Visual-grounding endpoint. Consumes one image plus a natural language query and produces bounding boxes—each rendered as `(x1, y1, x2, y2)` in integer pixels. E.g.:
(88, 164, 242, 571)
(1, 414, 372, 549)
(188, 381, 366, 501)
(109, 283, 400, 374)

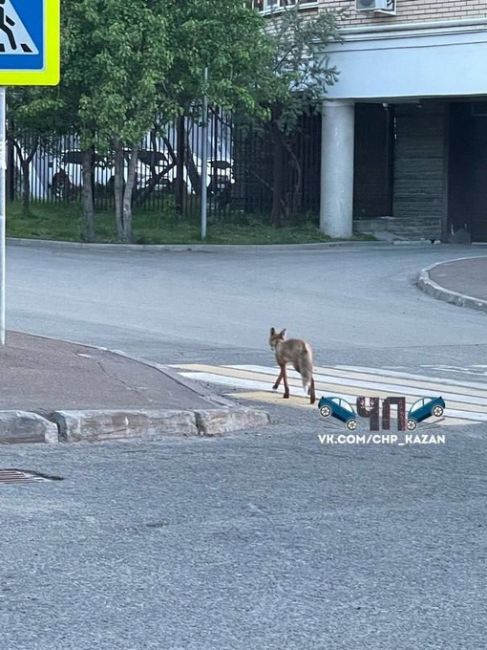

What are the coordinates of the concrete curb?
(6, 236, 441, 253)
(50, 407, 271, 443)
(392, 240, 443, 246)
(194, 408, 271, 436)
(0, 407, 271, 444)
(51, 409, 199, 442)
(0, 411, 58, 444)
(417, 259, 487, 313)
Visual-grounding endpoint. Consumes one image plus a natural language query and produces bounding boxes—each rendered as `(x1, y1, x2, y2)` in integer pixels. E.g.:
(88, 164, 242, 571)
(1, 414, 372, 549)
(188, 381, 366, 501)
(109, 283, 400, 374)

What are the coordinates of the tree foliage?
(265, 6, 341, 131)
(8, 0, 342, 239)
(7, 88, 64, 215)
(60, 0, 172, 241)
(249, 6, 342, 224)
(163, 0, 273, 114)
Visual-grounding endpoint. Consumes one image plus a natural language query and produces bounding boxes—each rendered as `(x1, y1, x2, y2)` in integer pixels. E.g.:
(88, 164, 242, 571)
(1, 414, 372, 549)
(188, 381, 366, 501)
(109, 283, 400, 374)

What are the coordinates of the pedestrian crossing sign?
(0, 0, 59, 85)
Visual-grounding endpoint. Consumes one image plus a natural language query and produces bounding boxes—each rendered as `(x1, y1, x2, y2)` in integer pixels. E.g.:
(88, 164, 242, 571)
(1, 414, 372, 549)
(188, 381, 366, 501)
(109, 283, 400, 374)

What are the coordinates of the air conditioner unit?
(356, 0, 396, 15)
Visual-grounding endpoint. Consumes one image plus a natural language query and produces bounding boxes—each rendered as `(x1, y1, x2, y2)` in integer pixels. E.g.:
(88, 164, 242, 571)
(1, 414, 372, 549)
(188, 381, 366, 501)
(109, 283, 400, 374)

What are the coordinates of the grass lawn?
(6, 201, 375, 245)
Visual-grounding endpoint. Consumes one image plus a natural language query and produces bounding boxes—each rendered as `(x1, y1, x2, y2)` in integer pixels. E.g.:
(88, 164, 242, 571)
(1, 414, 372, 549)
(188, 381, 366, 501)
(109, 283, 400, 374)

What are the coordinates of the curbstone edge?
(417, 263, 487, 313)
(7, 236, 395, 253)
(194, 408, 271, 436)
(50, 409, 198, 442)
(0, 411, 58, 444)
(48, 407, 271, 442)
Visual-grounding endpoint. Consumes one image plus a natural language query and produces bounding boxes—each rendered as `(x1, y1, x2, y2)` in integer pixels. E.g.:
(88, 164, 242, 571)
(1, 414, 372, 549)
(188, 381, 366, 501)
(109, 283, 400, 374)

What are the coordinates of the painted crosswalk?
(170, 363, 487, 427)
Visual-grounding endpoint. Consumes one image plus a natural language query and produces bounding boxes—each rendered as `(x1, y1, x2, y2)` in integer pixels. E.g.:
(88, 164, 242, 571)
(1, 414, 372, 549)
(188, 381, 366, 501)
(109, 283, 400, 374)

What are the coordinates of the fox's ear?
(280, 328, 286, 338)
(270, 327, 275, 335)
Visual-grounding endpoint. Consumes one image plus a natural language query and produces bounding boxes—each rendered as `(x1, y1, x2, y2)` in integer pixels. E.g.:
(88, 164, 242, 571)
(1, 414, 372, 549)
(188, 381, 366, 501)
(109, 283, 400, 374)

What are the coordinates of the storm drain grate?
(0, 469, 63, 485)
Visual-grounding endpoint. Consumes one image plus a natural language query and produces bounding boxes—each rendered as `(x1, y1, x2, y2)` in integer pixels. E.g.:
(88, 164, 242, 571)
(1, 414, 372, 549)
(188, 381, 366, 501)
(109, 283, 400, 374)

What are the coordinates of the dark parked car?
(318, 396, 357, 431)
(407, 397, 445, 430)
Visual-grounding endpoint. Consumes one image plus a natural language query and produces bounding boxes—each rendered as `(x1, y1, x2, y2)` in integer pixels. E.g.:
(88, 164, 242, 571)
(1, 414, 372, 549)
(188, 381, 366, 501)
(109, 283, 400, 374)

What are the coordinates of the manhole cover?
(0, 469, 63, 485)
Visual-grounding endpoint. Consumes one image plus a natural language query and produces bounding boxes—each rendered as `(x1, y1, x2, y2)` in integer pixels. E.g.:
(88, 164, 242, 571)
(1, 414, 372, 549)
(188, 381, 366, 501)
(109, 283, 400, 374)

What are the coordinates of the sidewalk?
(417, 256, 487, 312)
(0, 332, 269, 443)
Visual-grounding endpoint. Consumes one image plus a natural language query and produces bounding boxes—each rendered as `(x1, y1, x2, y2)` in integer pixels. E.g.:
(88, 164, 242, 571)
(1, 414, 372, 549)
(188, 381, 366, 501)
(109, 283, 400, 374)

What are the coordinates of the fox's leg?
(309, 377, 316, 405)
(282, 365, 290, 399)
(273, 367, 283, 391)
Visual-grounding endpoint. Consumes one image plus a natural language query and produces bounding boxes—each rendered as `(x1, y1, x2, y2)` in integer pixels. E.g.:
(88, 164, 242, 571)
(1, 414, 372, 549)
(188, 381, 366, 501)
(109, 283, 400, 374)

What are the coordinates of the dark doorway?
(449, 102, 487, 242)
(354, 103, 393, 219)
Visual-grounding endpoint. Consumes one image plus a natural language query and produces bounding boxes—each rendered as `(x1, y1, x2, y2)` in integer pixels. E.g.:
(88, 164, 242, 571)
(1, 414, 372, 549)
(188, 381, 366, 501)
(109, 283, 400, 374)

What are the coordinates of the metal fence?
(7, 109, 321, 223)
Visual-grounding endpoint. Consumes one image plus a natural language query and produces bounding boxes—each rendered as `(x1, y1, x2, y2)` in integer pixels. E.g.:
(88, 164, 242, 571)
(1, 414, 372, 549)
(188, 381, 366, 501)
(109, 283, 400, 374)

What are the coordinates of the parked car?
(50, 149, 233, 197)
(318, 396, 357, 431)
(407, 397, 445, 430)
(50, 150, 117, 198)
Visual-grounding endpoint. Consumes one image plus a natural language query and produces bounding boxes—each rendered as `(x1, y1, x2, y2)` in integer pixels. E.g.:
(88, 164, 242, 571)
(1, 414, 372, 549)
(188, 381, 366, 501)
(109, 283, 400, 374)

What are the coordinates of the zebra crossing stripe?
(180, 368, 487, 416)
(227, 365, 487, 399)
(222, 365, 487, 406)
(176, 363, 487, 408)
(229, 391, 471, 427)
(172, 363, 487, 425)
(180, 371, 271, 392)
(324, 365, 487, 391)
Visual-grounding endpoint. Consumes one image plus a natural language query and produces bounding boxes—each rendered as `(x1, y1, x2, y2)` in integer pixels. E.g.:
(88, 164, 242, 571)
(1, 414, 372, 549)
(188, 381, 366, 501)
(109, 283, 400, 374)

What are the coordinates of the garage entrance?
(448, 102, 487, 242)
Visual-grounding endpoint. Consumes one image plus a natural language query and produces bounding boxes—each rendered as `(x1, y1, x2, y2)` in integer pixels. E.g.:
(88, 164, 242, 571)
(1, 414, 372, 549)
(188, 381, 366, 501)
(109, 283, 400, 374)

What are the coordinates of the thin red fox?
(269, 327, 316, 404)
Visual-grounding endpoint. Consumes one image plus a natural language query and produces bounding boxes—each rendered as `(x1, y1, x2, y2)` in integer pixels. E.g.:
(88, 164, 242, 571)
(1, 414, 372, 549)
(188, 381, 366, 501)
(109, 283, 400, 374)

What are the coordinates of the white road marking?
(172, 363, 487, 426)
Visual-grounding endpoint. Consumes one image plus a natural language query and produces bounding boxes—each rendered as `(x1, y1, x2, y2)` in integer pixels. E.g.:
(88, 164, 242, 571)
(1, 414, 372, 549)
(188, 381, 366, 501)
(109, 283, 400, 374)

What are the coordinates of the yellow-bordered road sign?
(0, 0, 59, 85)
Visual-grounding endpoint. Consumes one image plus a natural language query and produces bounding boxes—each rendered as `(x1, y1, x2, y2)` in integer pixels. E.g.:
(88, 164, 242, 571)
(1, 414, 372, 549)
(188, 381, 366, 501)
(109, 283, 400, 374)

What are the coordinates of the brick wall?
(319, 0, 487, 26)
(393, 103, 447, 230)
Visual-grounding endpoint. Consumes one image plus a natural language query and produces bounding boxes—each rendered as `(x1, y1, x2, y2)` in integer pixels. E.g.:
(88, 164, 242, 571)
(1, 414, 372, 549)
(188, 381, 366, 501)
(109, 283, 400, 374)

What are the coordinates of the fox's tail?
(299, 345, 315, 402)
(301, 346, 316, 404)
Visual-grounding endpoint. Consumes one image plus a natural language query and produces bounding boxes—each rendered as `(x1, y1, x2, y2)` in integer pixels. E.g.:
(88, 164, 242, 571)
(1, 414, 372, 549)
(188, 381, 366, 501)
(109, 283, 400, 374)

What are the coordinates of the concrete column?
(320, 101, 355, 238)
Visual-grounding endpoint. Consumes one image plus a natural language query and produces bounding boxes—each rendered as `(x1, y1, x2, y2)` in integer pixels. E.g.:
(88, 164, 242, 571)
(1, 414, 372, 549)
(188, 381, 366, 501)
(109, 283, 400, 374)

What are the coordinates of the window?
(251, 0, 319, 13)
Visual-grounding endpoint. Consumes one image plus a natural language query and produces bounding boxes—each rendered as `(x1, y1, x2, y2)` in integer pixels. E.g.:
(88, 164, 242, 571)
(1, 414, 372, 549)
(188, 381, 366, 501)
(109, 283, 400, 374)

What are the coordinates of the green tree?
(164, 0, 273, 113)
(163, 1, 341, 225)
(160, 0, 274, 213)
(61, 0, 275, 240)
(15, 0, 340, 241)
(7, 88, 64, 216)
(230, 6, 343, 226)
(61, 0, 172, 242)
(250, 6, 341, 225)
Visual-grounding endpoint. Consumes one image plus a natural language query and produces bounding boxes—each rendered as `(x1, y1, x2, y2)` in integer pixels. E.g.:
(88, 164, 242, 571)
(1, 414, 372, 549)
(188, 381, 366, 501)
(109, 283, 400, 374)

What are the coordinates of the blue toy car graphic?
(407, 396, 445, 430)
(318, 396, 357, 431)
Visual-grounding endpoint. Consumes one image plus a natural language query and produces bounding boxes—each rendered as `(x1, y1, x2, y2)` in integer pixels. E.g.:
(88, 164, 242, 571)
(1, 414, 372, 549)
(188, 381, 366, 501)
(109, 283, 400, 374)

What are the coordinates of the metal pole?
(0, 87, 6, 346)
(200, 68, 209, 241)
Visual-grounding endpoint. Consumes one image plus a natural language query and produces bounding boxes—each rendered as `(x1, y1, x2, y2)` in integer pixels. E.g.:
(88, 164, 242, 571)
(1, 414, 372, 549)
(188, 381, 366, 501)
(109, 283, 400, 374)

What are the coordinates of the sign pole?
(0, 87, 6, 346)
(0, 0, 60, 347)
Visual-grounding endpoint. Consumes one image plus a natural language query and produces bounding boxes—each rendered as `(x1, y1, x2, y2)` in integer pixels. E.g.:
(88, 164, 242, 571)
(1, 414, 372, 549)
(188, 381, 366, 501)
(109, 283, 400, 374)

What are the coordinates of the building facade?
(256, 0, 487, 241)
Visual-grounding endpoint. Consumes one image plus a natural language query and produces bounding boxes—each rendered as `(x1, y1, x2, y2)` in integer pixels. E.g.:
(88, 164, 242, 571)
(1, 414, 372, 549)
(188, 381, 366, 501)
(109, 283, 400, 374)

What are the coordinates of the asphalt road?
(3, 241, 487, 649)
(7, 242, 487, 373)
(1, 407, 486, 650)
